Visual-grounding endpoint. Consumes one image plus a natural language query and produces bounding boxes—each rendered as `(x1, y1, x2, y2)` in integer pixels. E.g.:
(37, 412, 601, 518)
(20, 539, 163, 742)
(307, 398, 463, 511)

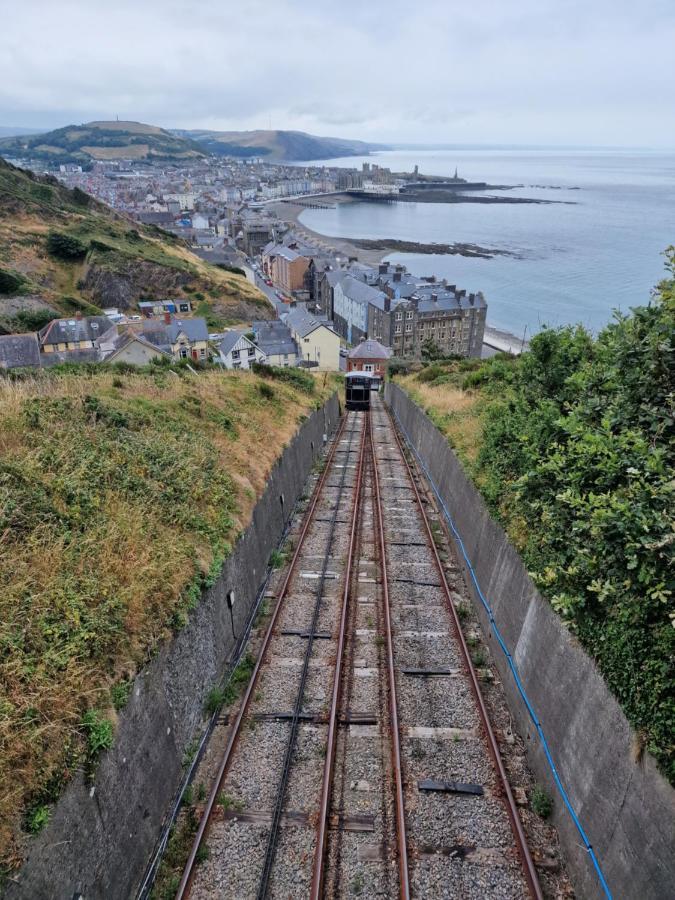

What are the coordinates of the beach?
(268, 198, 528, 353)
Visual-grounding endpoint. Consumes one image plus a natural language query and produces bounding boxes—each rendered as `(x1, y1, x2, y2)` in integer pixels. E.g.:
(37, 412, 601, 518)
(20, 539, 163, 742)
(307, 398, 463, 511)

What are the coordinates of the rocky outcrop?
(80, 259, 194, 310)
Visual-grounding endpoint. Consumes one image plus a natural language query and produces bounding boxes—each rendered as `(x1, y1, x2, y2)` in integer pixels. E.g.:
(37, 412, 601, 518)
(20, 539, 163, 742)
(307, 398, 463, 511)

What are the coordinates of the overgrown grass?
(0, 366, 334, 870)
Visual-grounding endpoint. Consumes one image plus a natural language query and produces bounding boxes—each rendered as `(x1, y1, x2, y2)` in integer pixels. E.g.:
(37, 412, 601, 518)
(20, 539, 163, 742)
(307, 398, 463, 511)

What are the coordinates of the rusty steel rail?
(176, 413, 351, 900)
(309, 413, 368, 900)
(368, 411, 412, 900)
(384, 403, 544, 900)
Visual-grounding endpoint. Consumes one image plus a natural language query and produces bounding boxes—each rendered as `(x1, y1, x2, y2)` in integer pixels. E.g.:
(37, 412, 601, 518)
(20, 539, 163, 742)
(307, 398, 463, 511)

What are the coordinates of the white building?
(218, 331, 266, 369)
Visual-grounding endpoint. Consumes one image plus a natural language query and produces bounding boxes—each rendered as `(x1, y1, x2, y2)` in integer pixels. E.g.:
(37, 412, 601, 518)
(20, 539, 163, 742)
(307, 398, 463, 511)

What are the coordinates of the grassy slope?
(0, 158, 270, 328)
(0, 365, 336, 871)
(0, 121, 204, 162)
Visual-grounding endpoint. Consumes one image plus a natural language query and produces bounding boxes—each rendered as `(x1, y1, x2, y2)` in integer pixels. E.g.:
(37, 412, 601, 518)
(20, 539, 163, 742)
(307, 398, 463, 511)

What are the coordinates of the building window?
(232, 349, 240, 359)
(406, 311, 413, 319)
(395, 312, 402, 321)
(180, 347, 188, 359)
(395, 325, 401, 334)
(248, 347, 255, 356)
(233, 361, 241, 369)
(405, 323, 412, 332)
(200, 348, 206, 358)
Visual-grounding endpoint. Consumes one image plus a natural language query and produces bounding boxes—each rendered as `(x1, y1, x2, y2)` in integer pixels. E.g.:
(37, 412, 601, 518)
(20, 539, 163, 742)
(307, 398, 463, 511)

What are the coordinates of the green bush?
(258, 382, 275, 400)
(0, 268, 27, 295)
(215, 263, 246, 277)
(531, 785, 553, 818)
(250, 362, 315, 394)
(8, 309, 58, 332)
(469, 251, 675, 782)
(46, 231, 88, 260)
(25, 804, 51, 834)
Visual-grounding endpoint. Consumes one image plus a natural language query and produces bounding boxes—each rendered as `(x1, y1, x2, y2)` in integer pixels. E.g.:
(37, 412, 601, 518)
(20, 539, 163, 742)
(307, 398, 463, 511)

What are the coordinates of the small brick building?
(346, 339, 392, 378)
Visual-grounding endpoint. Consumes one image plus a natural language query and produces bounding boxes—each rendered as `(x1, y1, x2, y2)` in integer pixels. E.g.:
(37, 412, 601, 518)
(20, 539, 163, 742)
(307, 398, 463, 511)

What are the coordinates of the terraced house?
(391, 288, 487, 358)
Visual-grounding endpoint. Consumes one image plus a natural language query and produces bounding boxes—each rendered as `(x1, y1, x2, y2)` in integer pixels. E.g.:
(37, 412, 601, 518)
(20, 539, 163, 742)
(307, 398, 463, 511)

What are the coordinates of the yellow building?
(285, 309, 340, 372)
(38, 314, 117, 353)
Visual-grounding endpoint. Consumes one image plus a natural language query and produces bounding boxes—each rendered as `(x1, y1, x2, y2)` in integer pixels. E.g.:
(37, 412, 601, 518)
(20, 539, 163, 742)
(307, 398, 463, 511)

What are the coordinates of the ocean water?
(297, 150, 675, 336)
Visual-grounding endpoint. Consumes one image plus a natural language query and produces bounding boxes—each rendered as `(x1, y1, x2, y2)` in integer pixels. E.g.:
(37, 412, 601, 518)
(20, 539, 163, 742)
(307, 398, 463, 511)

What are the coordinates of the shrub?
(531, 785, 553, 818)
(69, 187, 91, 208)
(111, 679, 132, 711)
(0, 268, 27, 295)
(250, 362, 315, 394)
(258, 382, 275, 400)
(204, 685, 227, 716)
(269, 549, 284, 569)
(8, 309, 58, 332)
(215, 263, 246, 277)
(46, 231, 88, 260)
(25, 804, 51, 835)
(451, 250, 675, 782)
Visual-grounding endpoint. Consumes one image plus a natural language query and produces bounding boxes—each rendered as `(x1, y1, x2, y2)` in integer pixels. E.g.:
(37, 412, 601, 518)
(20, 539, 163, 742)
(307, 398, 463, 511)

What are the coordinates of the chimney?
(378, 263, 388, 275)
(75, 310, 83, 320)
(448, 284, 456, 293)
(469, 293, 475, 305)
(393, 272, 401, 282)
(457, 289, 466, 298)
(431, 292, 438, 303)
(164, 311, 172, 325)
(384, 297, 391, 312)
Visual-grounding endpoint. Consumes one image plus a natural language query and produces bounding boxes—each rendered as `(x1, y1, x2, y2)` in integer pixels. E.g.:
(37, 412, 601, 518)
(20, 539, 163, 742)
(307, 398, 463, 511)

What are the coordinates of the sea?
(294, 149, 675, 337)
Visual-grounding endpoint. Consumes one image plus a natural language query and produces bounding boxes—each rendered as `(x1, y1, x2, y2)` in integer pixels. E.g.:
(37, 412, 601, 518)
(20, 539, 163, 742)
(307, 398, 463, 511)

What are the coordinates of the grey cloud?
(0, 0, 673, 145)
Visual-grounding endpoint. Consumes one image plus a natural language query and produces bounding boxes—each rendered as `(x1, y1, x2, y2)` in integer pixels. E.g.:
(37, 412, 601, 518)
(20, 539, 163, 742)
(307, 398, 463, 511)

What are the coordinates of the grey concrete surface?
(4, 394, 340, 900)
(385, 382, 674, 900)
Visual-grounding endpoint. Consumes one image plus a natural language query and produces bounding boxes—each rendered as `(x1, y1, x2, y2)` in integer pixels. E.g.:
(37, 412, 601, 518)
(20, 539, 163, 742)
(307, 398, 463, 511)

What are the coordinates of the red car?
(265, 279, 273, 287)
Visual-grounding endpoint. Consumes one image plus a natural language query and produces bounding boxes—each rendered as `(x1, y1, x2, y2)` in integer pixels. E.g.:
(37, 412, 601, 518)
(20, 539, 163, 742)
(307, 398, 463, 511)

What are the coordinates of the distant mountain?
(0, 121, 205, 163)
(173, 128, 386, 161)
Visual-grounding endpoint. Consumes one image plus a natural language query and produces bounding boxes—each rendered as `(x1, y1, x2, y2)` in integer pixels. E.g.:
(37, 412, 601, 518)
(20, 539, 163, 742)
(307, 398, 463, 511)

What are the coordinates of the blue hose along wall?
(385, 383, 675, 900)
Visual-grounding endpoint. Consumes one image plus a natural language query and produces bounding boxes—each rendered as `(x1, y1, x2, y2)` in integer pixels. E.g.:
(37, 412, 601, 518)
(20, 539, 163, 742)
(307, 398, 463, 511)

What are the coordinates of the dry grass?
(399, 373, 485, 467)
(0, 367, 333, 872)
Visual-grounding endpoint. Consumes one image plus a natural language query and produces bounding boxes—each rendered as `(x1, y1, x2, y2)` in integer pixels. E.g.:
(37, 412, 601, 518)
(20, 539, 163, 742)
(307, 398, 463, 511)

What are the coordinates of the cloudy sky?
(1, 0, 674, 146)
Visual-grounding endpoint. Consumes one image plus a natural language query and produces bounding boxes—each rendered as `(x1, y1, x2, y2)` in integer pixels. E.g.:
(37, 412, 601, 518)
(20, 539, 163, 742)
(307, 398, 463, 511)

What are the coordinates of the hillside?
(0, 158, 270, 330)
(0, 363, 335, 874)
(397, 250, 674, 785)
(0, 120, 205, 163)
(175, 128, 382, 161)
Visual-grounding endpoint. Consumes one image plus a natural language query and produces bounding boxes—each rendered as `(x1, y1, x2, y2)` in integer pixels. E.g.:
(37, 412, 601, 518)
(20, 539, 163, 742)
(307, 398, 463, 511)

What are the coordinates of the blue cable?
(391, 403, 613, 900)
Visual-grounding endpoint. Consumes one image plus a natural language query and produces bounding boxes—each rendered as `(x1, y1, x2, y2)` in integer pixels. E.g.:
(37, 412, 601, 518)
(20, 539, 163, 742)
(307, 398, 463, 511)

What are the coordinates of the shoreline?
(268, 199, 530, 353)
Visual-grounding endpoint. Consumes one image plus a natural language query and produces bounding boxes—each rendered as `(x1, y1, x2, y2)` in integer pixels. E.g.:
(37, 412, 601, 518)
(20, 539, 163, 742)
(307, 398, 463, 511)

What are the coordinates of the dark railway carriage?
(344, 371, 376, 411)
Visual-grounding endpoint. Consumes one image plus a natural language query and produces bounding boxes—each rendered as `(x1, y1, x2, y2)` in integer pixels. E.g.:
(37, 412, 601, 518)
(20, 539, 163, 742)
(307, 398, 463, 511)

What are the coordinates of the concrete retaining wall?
(385, 383, 674, 900)
(5, 394, 340, 900)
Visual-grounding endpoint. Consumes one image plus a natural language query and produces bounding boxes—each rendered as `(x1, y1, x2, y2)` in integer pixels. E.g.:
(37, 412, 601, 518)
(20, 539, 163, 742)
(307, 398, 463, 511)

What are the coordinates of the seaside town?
(0, 152, 492, 373)
(2, 0, 674, 895)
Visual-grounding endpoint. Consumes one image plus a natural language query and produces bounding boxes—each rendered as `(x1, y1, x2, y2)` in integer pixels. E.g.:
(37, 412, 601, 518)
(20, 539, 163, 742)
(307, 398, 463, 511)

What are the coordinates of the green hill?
(0, 120, 205, 164)
(0, 158, 269, 330)
(175, 128, 384, 161)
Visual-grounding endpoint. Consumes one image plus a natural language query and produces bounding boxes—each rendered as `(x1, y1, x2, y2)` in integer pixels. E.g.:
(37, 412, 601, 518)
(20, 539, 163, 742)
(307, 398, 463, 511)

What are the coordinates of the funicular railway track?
(179, 398, 543, 899)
